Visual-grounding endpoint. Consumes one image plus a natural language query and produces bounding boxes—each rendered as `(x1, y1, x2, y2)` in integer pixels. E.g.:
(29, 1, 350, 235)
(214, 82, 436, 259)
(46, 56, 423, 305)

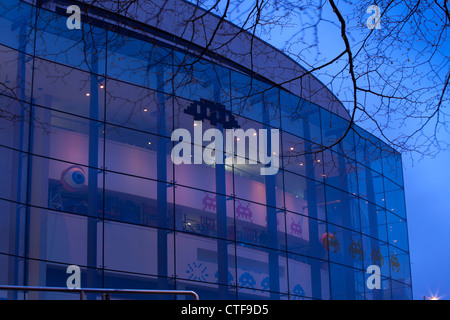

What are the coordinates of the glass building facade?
(0, 0, 411, 299)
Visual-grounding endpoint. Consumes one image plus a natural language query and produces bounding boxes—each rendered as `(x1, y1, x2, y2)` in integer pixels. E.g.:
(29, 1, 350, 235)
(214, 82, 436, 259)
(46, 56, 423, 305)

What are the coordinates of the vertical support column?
(87, 50, 99, 298)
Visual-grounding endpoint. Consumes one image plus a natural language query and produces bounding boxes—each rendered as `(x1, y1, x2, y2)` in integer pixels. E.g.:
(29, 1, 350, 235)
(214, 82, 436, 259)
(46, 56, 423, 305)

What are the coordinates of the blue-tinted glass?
(104, 273, 176, 300)
(382, 147, 403, 186)
(281, 131, 324, 180)
(283, 171, 326, 221)
(105, 125, 173, 182)
(384, 178, 406, 218)
(0, 252, 25, 299)
(321, 108, 356, 159)
(0, 0, 34, 53)
(325, 186, 360, 231)
(174, 51, 231, 107)
(387, 211, 408, 251)
(389, 247, 411, 285)
(32, 106, 104, 168)
(329, 263, 365, 300)
(230, 71, 279, 126)
(0, 199, 26, 257)
(177, 279, 236, 300)
(326, 225, 363, 269)
(175, 232, 236, 287)
(0, 146, 27, 204)
(235, 244, 288, 296)
(361, 235, 390, 278)
(106, 80, 173, 136)
(30, 156, 103, 216)
(287, 253, 330, 300)
(33, 58, 105, 120)
(280, 90, 322, 144)
(364, 275, 392, 300)
(360, 200, 388, 242)
(103, 222, 164, 275)
(104, 172, 173, 229)
(287, 215, 327, 260)
(27, 260, 101, 299)
(354, 126, 383, 173)
(357, 163, 385, 208)
(323, 150, 358, 195)
(175, 186, 234, 240)
(28, 207, 102, 267)
(234, 199, 285, 250)
(108, 32, 171, 92)
(0, 94, 29, 152)
(0, 45, 33, 102)
(391, 281, 412, 300)
(35, 9, 106, 73)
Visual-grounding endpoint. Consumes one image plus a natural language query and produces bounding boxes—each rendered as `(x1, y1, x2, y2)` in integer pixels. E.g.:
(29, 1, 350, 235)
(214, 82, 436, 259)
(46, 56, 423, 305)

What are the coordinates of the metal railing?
(0, 285, 199, 300)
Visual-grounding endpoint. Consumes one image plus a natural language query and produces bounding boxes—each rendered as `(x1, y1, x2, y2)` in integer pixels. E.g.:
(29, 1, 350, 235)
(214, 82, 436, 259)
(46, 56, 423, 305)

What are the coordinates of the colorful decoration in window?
(390, 253, 400, 272)
(349, 238, 363, 260)
(184, 98, 240, 129)
(320, 232, 340, 253)
(61, 165, 86, 192)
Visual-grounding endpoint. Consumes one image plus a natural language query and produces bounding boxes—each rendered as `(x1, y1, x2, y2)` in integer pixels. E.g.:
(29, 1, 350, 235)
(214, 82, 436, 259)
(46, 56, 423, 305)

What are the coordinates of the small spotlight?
(86, 93, 90, 97)
(143, 108, 148, 112)
(100, 85, 105, 89)
(290, 147, 294, 151)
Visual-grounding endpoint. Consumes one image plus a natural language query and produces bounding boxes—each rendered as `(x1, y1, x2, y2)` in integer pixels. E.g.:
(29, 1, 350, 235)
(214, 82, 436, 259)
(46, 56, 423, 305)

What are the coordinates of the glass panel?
(287, 253, 330, 300)
(0, 45, 33, 101)
(32, 58, 105, 120)
(0, 253, 25, 300)
(326, 224, 363, 269)
(360, 200, 388, 242)
(354, 126, 383, 174)
(104, 172, 174, 229)
(325, 186, 360, 231)
(321, 108, 355, 159)
(30, 157, 104, 216)
(175, 232, 236, 287)
(329, 263, 365, 300)
(281, 131, 324, 180)
(107, 32, 171, 92)
(236, 244, 288, 297)
(35, 8, 106, 73)
(28, 208, 102, 267)
(389, 247, 411, 285)
(361, 235, 390, 279)
(382, 146, 403, 186)
(0, 0, 34, 53)
(175, 186, 234, 240)
(0, 145, 27, 204)
(32, 106, 104, 168)
(280, 90, 322, 144)
(323, 150, 358, 195)
(287, 215, 326, 260)
(105, 125, 173, 182)
(234, 199, 285, 250)
(104, 222, 162, 275)
(387, 211, 408, 251)
(364, 275, 391, 300)
(357, 163, 385, 208)
(173, 51, 231, 107)
(106, 80, 173, 136)
(230, 71, 279, 126)
(0, 94, 29, 152)
(283, 171, 326, 221)
(391, 281, 412, 300)
(384, 178, 406, 219)
(0, 199, 26, 257)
